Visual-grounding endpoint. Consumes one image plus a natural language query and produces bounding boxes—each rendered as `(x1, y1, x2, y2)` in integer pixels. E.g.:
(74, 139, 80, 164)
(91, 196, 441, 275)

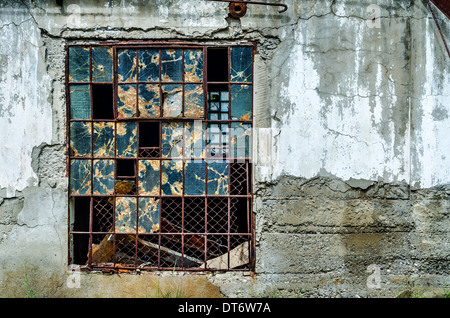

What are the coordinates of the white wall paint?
(0, 10, 52, 196)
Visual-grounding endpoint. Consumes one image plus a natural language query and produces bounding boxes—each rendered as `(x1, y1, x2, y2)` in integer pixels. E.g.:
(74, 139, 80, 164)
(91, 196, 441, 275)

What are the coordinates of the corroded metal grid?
(66, 42, 254, 271)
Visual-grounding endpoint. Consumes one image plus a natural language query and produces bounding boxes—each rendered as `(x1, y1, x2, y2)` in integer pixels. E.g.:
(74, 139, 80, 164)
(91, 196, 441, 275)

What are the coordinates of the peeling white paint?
(0, 12, 52, 196)
(270, 18, 410, 184)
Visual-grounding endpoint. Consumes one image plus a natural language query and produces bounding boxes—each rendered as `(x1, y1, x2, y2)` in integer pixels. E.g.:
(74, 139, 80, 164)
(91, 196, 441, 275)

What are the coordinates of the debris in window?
(68, 43, 254, 271)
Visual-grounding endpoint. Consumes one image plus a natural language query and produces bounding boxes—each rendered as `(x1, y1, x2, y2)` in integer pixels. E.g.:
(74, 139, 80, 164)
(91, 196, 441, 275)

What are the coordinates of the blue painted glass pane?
(161, 49, 182, 82)
(93, 159, 115, 195)
(115, 197, 137, 233)
(207, 161, 228, 195)
(184, 49, 203, 82)
(69, 46, 90, 82)
(138, 160, 160, 195)
(138, 198, 160, 233)
(92, 46, 113, 82)
(138, 84, 160, 118)
(138, 49, 159, 82)
(116, 122, 137, 158)
(231, 122, 252, 158)
(184, 84, 204, 118)
(230, 84, 252, 120)
(93, 122, 115, 157)
(118, 49, 137, 82)
(70, 159, 91, 195)
(70, 122, 91, 157)
(162, 84, 182, 117)
(161, 122, 183, 158)
(184, 121, 205, 158)
(230, 46, 252, 82)
(117, 84, 137, 118)
(185, 161, 205, 195)
(161, 160, 183, 195)
(69, 85, 91, 119)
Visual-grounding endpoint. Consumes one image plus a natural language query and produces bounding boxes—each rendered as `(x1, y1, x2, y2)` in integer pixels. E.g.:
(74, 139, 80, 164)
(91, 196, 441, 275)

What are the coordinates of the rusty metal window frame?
(65, 41, 255, 272)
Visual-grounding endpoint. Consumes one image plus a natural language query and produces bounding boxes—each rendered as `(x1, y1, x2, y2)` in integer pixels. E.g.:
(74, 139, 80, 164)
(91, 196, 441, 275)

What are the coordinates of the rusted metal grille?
(66, 42, 254, 271)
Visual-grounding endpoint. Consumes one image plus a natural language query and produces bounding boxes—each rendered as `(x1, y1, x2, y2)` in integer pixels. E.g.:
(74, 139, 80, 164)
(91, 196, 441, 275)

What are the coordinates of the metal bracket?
(207, 0, 288, 18)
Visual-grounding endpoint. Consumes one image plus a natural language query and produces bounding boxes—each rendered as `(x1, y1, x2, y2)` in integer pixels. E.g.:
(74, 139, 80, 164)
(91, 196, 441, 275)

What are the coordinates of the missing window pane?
(139, 122, 160, 148)
(92, 84, 114, 119)
(207, 48, 228, 82)
(72, 234, 89, 265)
(116, 159, 135, 177)
(71, 196, 90, 265)
(72, 197, 90, 232)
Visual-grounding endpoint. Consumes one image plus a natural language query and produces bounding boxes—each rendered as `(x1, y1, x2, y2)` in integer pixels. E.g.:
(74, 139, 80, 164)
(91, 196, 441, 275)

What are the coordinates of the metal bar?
(203, 46, 209, 270)
(65, 42, 72, 267)
(88, 46, 94, 268)
(71, 194, 251, 198)
(430, 0, 450, 19)
(71, 230, 251, 235)
(136, 49, 140, 117)
(427, 0, 450, 58)
(113, 46, 118, 120)
(112, 45, 118, 266)
(159, 49, 163, 119)
(67, 41, 254, 49)
(207, 0, 287, 13)
(182, 160, 186, 269)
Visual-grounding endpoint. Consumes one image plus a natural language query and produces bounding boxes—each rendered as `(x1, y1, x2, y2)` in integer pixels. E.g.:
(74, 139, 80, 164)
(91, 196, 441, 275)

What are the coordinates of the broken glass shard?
(184, 84, 204, 118)
(70, 159, 91, 195)
(115, 197, 137, 233)
(161, 49, 182, 82)
(116, 122, 137, 158)
(69, 46, 90, 82)
(118, 49, 137, 83)
(138, 49, 160, 82)
(185, 160, 205, 195)
(138, 197, 160, 233)
(184, 49, 203, 82)
(161, 160, 183, 196)
(117, 84, 137, 118)
(230, 46, 252, 83)
(230, 84, 252, 120)
(92, 46, 113, 82)
(138, 160, 160, 196)
(93, 159, 115, 195)
(70, 122, 92, 157)
(93, 122, 115, 158)
(138, 84, 160, 118)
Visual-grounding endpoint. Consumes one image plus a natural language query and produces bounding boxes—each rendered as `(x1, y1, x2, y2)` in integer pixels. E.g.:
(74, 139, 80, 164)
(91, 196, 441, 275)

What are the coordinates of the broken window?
(67, 43, 254, 271)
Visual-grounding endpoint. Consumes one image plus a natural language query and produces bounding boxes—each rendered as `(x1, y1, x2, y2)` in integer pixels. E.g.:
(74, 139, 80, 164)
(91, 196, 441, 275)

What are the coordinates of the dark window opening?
(116, 159, 135, 177)
(207, 48, 228, 82)
(72, 197, 90, 265)
(92, 84, 114, 119)
(116, 159, 136, 195)
(139, 122, 160, 158)
(73, 197, 90, 232)
(72, 234, 89, 265)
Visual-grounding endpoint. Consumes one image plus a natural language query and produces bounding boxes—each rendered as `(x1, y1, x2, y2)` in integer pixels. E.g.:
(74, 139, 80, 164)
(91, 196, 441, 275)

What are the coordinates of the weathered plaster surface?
(0, 0, 449, 298)
(0, 2, 52, 197)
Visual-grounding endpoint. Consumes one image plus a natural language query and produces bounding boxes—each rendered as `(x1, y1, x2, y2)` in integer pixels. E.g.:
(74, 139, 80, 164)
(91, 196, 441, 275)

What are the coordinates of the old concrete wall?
(0, 0, 448, 298)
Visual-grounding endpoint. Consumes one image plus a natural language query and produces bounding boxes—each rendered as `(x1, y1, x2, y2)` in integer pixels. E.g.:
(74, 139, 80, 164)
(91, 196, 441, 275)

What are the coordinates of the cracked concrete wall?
(0, 0, 449, 298)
